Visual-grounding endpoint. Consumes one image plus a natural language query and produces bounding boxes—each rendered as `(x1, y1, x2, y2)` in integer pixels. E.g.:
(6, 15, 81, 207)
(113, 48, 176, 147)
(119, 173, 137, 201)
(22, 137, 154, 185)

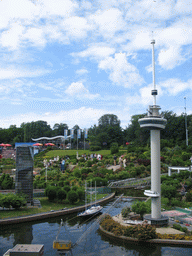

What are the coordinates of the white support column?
(151, 130, 161, 219)
(168, 167, 171, 177)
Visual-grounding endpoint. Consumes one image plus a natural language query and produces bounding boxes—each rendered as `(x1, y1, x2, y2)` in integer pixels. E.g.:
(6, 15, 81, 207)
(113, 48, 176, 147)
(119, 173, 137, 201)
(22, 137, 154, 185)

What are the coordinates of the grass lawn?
(0, 194, 108, 219)
(44, 149, 127, 159)
(45, 150, 111, 158)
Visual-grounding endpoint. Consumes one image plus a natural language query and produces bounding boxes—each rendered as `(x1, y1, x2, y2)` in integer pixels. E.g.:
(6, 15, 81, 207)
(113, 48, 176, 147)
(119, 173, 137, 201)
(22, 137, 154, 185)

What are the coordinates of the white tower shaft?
(151, 130, 161, 219)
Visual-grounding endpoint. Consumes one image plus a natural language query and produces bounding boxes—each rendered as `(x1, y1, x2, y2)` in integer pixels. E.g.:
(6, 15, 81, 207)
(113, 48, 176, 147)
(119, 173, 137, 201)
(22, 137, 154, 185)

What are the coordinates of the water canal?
(0, 199, 192, 256)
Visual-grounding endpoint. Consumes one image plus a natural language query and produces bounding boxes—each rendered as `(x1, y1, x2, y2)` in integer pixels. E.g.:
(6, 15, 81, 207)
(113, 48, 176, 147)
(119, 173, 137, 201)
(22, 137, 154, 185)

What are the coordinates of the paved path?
(106, 165, 121, 172)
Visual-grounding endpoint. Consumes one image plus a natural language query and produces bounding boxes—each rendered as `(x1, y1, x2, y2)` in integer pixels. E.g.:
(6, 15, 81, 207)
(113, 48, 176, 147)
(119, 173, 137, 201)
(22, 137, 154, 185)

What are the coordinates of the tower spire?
(151, 36, 157, 106)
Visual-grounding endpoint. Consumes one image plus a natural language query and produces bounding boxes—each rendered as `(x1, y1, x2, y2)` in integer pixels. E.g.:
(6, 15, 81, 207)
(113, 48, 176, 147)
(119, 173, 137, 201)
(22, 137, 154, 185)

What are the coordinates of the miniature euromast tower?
(138, 39, 168, 225)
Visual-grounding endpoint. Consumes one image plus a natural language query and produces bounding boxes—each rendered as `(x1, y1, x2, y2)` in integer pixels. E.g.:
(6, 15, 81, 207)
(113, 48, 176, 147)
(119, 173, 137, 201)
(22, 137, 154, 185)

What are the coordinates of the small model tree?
(131, 201, 148, 220)
(67, 190, 78, 204)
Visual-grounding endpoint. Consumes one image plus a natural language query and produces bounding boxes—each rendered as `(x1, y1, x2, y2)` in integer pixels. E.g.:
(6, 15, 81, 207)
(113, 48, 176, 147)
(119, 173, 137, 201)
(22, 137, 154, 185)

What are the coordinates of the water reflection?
(1, 199, 192, 256)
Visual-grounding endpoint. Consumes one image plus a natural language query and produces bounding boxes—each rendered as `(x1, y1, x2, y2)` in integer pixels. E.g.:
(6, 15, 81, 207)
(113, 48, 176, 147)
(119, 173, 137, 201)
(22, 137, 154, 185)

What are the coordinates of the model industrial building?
(3, 244, 44, 256)
(15, 146, 34, 204)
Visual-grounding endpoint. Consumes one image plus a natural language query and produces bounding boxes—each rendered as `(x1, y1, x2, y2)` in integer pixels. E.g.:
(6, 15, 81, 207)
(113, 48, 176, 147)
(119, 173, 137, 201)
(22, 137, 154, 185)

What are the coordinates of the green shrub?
(173, 223, 188, 233)
(67, 190, 78, 204)
(71, 185, 78, 191)
(64, 181, 70, 186)
(100, 215, 157, 240)
(134, 224, 157, 240)
(76, 188, 85, 200)
(57, 189, 67, 201)
(91, 177, 107, 187)
(73, 169, 81, 178)
(92, 158, 98, 164)
(131, 201, 148, 220)
(110, 142, 119, 154)
(121, 206, 131, 218)
(0, 193, 26, 209)
(0, 173, 14, 189)
(63, 185, 70, 192)
(90, 145, 102, 151)
(45, 186, 58, 201)
(86, 160, 92, 167)
(58, 180, 64, 187)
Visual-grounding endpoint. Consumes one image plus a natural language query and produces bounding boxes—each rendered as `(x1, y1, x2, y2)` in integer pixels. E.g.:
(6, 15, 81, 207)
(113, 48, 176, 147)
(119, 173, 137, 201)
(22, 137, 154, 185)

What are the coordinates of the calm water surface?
(0, 200, 192, 256)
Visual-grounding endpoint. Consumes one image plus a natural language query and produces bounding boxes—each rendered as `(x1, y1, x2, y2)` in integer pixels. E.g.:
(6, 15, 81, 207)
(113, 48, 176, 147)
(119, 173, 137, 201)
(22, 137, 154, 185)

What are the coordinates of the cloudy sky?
(0, 0, 192, 130)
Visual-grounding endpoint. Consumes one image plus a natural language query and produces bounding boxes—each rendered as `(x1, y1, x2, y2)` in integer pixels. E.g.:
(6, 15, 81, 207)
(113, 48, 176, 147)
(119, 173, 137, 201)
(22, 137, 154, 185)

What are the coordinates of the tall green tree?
(125, 114, 149, 146)
(98, 114, 120, 127)
(53, 123, 68, 136)
(23, 121, 52, 141)
(90, 114, 123, 147)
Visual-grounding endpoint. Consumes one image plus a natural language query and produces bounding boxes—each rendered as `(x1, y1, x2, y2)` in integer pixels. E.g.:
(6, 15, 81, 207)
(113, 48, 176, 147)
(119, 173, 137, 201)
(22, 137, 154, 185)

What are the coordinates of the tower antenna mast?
(151, 31, 157, 106)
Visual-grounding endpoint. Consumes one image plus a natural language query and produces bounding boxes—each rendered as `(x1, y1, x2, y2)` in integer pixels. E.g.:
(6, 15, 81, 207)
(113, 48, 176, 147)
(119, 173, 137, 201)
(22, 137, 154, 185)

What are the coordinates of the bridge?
(108, 177, 151, 189)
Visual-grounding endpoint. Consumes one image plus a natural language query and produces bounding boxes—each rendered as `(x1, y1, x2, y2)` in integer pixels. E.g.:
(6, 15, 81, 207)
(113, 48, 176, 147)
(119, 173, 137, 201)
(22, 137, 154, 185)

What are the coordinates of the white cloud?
(0, 67, 49, 80)
(0, 107, 106, 129)
(61, 16, 93, 39)
(65, 82, 99, 99)
(73, 45, 115, 60)
(98, 52, 144, 87)
(125, 0, 174, 22)
(65, 82, 89, 95)
(24, 27, 46, 47)
(174, 0, 192, 14)
(0, 0, 39, 27)
(145, 64, 152, 73)
(80, 0, 93, 10)
(159, 78, 192, 96)
(0, 23, 25, 50)
(158, 46, 184, 70)
(76, 68, 88, 75)
(89, 8, 126, 37)
(125, 78, 192, 108)
(40, 0, 78, 17)
(45, 25, 70, 44)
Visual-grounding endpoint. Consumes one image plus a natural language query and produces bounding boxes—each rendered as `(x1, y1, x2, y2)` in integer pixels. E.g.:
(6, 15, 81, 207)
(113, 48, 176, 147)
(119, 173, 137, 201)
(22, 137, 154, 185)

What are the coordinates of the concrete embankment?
(0, 193, 115, 225)
(99, 225, 192, 246)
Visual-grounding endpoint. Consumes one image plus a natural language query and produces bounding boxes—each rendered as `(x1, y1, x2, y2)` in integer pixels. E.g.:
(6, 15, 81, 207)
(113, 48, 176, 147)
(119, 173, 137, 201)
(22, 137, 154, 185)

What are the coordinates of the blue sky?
(0, 0, 192, 130)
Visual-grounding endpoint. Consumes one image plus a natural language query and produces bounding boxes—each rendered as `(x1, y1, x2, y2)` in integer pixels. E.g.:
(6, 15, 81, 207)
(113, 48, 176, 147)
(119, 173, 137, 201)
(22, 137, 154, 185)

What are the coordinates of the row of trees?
(45, 185, 85, 204)
(126, 111, 192, 148)
(0, 112, 192, 149)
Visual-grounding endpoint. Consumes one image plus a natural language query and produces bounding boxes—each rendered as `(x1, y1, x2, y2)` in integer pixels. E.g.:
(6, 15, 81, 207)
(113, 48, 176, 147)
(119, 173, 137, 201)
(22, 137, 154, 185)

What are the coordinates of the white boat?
(78, 181, 103, 217)
(78, 205, 103, 217)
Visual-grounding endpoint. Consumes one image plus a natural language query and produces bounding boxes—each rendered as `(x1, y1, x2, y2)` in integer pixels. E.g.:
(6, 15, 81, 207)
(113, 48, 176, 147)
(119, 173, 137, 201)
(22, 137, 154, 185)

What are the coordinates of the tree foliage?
(98, 114, 120, 127)
(0, 111, 191, 149)
(131, 201, 148, 220)
(67, 190, 78, 204)
(53, 123, 68, 136)
(0, 173, 14, 189)
(161, 184, 177, 200)
(0, 193, 26, 209)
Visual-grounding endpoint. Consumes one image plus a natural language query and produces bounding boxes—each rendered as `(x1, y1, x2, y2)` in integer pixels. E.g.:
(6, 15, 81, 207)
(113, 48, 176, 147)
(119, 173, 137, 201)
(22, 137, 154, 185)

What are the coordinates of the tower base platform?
(144, 215, 169, 226)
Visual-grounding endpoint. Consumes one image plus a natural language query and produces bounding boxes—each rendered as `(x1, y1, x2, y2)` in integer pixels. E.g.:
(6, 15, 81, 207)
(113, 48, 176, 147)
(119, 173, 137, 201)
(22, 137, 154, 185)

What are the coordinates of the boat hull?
(78, 206, 103, 217)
